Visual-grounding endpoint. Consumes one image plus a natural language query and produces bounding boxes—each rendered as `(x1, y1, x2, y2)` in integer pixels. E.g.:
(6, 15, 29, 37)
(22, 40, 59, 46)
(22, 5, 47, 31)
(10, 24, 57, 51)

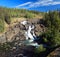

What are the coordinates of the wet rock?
(47, 47, 60, 57)
(0, 19, 46, 57)
(0, 19, 45, 43)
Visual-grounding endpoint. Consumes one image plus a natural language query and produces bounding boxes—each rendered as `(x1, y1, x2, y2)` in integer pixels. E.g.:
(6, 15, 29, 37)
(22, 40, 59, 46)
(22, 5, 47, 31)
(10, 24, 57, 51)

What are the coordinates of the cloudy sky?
(0, 0, 60, 12)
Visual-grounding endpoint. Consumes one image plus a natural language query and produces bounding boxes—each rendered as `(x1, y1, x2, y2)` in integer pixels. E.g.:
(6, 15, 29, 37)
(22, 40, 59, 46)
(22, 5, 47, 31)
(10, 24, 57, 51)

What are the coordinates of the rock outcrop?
(0, 19, 45, 43)
(0, 19, 46, 57)
(47, 47, 60, 57)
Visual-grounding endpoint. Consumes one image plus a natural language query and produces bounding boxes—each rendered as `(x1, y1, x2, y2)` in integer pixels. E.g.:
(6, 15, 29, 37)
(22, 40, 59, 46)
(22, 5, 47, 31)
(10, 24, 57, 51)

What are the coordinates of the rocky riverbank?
(0, 19, 45, 43)
(0, 18, 46, 57)
(0, 18, 60, 57)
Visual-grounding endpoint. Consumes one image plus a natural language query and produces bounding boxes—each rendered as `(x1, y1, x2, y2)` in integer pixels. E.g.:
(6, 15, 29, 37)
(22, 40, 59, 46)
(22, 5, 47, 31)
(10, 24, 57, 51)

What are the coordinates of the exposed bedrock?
(0, 19, 45, 43)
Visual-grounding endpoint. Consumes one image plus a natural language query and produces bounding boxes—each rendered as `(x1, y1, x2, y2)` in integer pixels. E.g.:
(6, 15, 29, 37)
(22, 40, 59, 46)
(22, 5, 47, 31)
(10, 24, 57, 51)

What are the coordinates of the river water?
(21, 20, 39, 47)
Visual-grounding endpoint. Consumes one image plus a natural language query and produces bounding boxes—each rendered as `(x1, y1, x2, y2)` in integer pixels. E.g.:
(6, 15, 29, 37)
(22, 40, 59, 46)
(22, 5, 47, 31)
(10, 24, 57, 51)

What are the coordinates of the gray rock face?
(47, 47, 60, 57)
(0, 19, 45, 43)
(0, 22, 26, 43)
(0, 34, 6, 43)
(0, 19, 46, 57)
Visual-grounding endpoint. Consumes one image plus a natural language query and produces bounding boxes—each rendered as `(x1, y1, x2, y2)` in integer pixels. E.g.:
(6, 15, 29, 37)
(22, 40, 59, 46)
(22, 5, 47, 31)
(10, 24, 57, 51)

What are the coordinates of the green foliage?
(0, 7, 41, 33)
(0, 43, 11, 52)
(24, 12, 35, 18)
(35, 44, 46, 53)
(44, 11, 60, 29)
(0, 7, 42, 33)
(4, 13, 11, 24)
(43, 11, 60, 47)
(0, 20, 4, 32)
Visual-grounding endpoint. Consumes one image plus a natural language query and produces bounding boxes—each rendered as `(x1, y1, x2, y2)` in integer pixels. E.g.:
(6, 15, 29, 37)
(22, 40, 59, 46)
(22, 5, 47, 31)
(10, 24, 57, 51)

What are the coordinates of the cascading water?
(21, 20, 39, 47)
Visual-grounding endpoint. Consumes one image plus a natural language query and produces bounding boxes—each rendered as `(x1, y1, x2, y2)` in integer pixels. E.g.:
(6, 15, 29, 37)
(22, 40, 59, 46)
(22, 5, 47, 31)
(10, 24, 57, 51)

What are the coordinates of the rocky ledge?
(0, 19, 45, 43)
(0, 19, 46, 57)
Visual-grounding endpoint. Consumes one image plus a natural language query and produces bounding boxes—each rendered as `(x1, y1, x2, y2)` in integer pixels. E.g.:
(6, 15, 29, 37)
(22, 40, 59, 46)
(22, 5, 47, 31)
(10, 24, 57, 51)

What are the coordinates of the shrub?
(0, 19, 4, 33)
(35, 44, 46, 53)
(24, 12, 35, 18)
(4, 13, 11, 24)
(43, 11, 60, 47)
(0, 43, 11, 52)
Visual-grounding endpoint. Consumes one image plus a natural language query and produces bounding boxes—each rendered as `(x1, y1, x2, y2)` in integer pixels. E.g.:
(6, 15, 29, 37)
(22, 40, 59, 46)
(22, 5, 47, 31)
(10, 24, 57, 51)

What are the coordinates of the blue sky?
(0, 0, 60, 12)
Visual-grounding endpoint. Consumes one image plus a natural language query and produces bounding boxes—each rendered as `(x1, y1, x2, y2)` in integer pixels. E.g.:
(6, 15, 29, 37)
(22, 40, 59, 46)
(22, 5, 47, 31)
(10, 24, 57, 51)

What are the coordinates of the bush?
(43, 11, 60, 47)
(34, 44, 46, 53)
(24, 12, 35, 18)
(0, 43, 11, 52)
(4, 13, 11, 24)
(0, 19, 4, 33)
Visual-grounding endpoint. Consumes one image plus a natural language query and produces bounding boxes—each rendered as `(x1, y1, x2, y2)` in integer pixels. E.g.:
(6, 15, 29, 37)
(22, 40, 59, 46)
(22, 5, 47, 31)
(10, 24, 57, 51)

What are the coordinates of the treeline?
(0, 7, 41, 18)
(43, 11, 60, 47)
(0, 7, 42, 33)
(34, 11, 60, 56)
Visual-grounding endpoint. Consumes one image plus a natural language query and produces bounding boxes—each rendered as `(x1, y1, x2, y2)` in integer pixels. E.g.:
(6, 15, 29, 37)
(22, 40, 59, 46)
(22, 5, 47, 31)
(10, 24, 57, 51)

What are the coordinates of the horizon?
(0, 0, 60, 12)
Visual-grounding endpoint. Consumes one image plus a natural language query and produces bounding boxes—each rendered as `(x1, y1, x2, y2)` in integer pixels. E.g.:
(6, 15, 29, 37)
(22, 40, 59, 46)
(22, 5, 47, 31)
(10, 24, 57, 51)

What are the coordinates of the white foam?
(21, 20, 28, 25)
(21, 21, 38, 47)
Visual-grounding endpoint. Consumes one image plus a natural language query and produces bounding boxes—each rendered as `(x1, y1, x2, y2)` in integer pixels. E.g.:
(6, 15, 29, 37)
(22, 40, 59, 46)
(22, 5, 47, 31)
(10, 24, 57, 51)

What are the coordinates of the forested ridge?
(0, 7, 60, 57)
(0, 7, 42, 33)
(0, 6, 60, 48)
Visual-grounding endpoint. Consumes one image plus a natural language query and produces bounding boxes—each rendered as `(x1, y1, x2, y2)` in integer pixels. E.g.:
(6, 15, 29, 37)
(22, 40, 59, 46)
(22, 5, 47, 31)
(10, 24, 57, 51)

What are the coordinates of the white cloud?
(16, 2, 32, 8)
(16, 0, 60, 9)
(51, 2, 60, 5)
(28, 0, 60, 8)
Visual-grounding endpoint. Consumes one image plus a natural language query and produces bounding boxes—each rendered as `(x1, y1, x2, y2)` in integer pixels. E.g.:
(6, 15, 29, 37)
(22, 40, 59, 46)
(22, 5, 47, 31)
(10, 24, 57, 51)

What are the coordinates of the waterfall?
(21, 20, 39, 47)
(21, 20, 28, 25)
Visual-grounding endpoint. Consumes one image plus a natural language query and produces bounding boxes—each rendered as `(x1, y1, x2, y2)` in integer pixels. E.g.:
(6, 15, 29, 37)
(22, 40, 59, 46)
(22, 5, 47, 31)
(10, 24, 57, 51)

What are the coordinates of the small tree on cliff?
(4, 13, 11, 25)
